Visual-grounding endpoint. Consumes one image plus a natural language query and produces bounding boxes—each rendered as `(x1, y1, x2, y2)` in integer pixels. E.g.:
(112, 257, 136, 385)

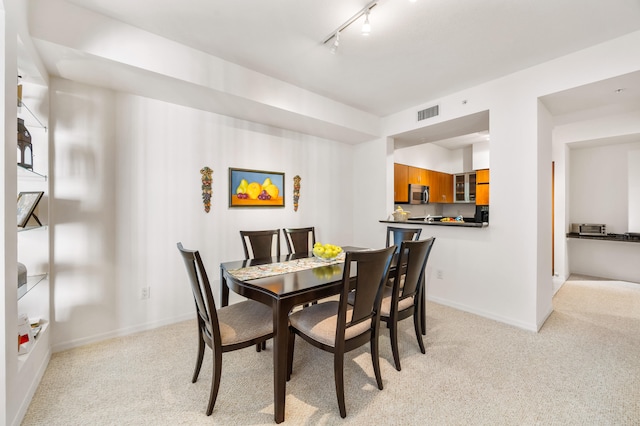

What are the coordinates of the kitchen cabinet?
(394, 163, 453, 204)
(476, 168, 490, 205)
(394, 163, 409, 203)
(427, 170, 453, 203)
(408, 166, 428, 185)
(454, 172, 476, 203)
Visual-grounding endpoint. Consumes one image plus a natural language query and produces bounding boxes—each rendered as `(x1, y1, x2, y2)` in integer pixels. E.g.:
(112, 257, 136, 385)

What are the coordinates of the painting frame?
(17, 191, 44, 228)
(229, 168, 285, 208)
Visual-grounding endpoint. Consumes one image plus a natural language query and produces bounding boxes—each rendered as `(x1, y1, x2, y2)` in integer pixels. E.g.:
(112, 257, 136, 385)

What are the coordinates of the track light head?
(330, 31, 340, 54)
(361, 10, 371, 35)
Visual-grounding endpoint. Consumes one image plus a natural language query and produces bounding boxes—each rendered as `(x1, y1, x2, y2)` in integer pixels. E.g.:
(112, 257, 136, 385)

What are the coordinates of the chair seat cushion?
(380, 286, 414, 317)
(218, 300, 273, 346)
(289, 301, 372, 347)
(386, 275, 405, 288)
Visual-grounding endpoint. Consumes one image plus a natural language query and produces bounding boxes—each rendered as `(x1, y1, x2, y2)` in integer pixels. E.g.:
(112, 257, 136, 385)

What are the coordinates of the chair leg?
(370, 329, 384, 390)
(256, 343, 261, 352)
(192, 332, 205, 383)
(414, 310, 426, 354)
(334, 353, 347, 418)
(206, 349, 223, 416)
(389, 317, 402, 371)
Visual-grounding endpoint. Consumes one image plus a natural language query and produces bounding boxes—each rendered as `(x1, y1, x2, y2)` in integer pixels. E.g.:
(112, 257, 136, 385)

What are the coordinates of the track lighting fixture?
(330, 31, 340, 54)
(361, 10, 371, 35)
(323, 1, 378, 49)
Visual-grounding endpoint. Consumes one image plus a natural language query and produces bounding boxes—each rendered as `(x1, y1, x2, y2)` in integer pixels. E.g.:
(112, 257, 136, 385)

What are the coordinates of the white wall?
(49, 78, 356, 351)
(379, 30, 640, 331)
(472, 141, 490, 170)
(565, 141, 640, 283)
(569, 142, 639, 232)
(552, 106, 640, 284)
(394, 143, 458, 173)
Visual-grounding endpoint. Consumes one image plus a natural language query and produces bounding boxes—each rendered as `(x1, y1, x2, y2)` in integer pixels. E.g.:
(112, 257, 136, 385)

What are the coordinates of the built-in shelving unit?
(18, 164, 47, 180)
(11, 73, 51, 424)
(17, 274, 48, 300)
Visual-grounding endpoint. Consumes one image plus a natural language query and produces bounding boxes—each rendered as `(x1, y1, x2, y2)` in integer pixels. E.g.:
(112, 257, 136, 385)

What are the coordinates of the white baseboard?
(427, 295, 539, 332)
(51, 313, 194, 353)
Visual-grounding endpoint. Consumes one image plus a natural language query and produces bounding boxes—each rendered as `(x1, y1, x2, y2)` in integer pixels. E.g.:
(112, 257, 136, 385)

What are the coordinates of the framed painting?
(17, 191, 44, 228)
(229, 168, 285, 208)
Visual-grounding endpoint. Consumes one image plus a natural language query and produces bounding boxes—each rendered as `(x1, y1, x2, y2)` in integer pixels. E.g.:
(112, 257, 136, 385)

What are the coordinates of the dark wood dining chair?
(380, 237, 435, 371)
(177, 243, 274, 415)
(240, 229, 280, 259)
(385, 226, 422, 253)
(283, 227, 315, 255)
(286, 246, 396, 418)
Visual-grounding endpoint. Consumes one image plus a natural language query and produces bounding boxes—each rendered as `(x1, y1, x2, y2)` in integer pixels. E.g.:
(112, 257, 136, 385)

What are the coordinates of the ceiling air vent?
(417, 105, 439, 121)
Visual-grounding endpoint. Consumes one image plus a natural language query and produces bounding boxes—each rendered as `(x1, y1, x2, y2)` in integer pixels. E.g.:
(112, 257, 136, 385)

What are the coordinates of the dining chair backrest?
(381, 237, 435, 371)
(338, 246, 396, 341)
(240, 229, 281, 260)
(386, 226, 422, 253)
(393, 237, 435, 302)
(177, 242, 220, 348)
(283, 227, 315, 255)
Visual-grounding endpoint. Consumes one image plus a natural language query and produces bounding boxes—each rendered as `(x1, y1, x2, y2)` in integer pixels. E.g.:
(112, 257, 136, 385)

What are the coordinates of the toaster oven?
(571, 223, 607, 236)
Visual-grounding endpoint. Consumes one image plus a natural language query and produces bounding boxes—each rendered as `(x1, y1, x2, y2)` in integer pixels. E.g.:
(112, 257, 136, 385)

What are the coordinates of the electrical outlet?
(436, 269, 444, 279)
(141, 287, 150, 300)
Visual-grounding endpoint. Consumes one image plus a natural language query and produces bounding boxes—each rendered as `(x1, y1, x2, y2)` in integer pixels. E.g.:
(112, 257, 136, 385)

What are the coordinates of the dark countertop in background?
(566, 232, 640, 243)
(380, 219, 488, 228)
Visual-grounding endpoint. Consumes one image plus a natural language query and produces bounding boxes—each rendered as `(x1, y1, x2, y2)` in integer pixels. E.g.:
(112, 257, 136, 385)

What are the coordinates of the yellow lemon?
(246, 182, 262, 199)
(264, 184, 279, 199)
(262, 178, 272, 188)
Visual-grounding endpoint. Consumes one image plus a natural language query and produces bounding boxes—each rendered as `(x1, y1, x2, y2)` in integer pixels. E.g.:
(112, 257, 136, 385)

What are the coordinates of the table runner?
(227, 253, 346, 281)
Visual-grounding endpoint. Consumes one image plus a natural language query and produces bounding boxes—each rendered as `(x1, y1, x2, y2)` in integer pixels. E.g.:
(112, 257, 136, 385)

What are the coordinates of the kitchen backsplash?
(397, 203, 476, 218)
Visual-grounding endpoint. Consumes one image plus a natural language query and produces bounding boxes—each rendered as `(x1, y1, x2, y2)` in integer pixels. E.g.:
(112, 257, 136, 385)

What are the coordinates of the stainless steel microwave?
(409, 184, 429, 204)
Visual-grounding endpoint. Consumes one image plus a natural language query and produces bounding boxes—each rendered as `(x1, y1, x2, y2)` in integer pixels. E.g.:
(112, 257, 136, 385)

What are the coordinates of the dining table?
(219, 246, 425, 423)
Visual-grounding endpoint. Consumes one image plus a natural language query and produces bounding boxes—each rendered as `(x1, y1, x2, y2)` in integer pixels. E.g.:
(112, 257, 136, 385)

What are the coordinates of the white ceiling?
(21, 0, 640, 146)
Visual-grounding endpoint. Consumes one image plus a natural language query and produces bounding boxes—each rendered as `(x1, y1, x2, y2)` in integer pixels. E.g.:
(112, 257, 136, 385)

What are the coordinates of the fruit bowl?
(312, 243, 343, 262)
(313, 252, 339, 262)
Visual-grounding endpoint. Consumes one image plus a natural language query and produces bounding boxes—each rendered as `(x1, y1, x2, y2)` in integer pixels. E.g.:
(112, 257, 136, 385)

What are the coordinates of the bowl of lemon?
(312, 242, 343, 262)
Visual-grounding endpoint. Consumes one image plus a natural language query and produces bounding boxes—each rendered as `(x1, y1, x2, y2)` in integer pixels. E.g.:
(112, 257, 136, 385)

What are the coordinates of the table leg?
(220, 269, 229, 307)
(273, 299, 290, 423)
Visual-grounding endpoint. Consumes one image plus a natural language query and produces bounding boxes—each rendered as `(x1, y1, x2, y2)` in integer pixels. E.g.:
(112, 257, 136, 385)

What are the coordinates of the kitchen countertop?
(380, 219, 488, 228)
(566, 232, 640, 243)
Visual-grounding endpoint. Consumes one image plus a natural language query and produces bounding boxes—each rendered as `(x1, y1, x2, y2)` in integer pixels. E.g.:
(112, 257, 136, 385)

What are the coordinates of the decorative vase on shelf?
(17, 118, 33, 170)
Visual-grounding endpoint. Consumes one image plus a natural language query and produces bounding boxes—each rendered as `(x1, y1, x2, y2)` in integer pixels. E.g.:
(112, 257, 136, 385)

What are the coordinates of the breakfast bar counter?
(379, 219, 488, 228)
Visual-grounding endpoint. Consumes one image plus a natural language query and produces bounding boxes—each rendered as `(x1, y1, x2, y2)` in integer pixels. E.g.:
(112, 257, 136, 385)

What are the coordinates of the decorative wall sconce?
(17, 118, 33, 170)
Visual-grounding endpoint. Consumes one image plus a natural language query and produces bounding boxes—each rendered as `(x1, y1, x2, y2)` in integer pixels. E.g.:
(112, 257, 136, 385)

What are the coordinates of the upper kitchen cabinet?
(394, 163, 409, 203)
(454, 172, 476, 203)
(408, 166, 428, 185)
(476, 169, 490, 205)
(428, 170, 453, 203)
(394, 163, 453, 204)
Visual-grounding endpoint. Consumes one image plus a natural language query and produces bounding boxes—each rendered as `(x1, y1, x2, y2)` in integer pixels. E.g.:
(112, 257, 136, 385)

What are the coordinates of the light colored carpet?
(22, 278, 640, 425)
